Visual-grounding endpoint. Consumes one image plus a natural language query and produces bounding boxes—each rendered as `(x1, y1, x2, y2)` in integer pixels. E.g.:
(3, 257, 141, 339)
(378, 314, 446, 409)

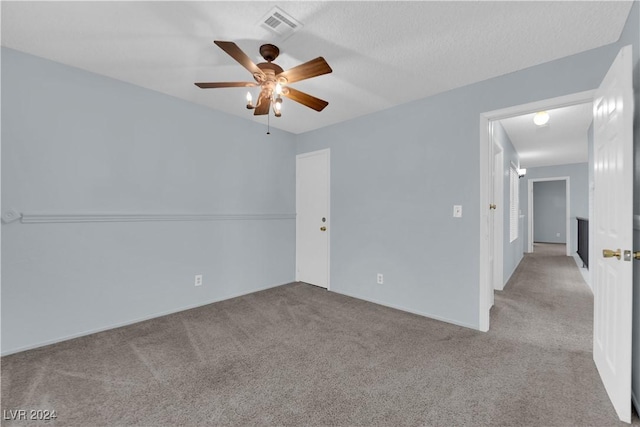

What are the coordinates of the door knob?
(320, 226, 327, 231)
(603, 249, 621, 260)
(489, 204, 496, 210)
(634, 251, 640, 260)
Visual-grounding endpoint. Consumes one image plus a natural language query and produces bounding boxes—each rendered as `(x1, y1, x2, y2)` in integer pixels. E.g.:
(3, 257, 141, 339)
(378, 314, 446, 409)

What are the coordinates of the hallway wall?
(493, 122, 523, 285)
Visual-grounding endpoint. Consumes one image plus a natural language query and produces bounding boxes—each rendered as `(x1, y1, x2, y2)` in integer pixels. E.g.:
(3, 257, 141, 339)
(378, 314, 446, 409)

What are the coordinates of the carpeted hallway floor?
(2, 243, 638, 426)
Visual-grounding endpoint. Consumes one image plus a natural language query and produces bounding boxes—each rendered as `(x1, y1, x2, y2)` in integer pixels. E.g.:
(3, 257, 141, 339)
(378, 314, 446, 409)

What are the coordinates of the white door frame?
(295, 148, 331, 290)
(527, 177, 571, 256)
(479, 90, 595, 332)
(493, 140, 505, 292)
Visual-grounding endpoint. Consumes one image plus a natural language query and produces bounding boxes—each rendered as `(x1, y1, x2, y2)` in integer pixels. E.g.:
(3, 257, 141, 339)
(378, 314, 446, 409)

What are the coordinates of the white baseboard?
(502, 252, 524, 289)
(633, 389, 640, 419)
(503, 264, 516, 289)
(330, 288, 477, 330)
(572, 254, 592, 292)
(1, 282, 287, 356)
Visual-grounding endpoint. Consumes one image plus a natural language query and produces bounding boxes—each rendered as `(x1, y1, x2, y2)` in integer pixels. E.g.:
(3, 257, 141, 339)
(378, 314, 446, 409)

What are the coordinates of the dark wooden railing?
(577, 217, 589, 268)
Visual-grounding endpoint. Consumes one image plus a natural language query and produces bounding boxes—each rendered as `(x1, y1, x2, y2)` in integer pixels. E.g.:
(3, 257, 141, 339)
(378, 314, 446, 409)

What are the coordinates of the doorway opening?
(479, 90, 595, 332)
(528, 177, 571, 257)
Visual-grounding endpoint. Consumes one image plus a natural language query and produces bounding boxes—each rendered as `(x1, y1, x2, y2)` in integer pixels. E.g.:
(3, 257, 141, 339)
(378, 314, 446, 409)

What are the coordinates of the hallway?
(491, 242, 639, 425)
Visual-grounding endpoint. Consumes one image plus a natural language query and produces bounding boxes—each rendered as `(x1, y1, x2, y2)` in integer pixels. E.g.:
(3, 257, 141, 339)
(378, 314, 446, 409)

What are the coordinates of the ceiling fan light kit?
(195, 40, 332, 124)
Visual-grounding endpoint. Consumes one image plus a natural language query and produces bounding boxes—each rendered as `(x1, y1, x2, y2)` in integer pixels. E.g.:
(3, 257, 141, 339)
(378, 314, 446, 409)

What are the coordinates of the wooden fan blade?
(195, 82, 257, 89)
(283, 87, 329, 112)
(253, 94, 271, 116)
(214, 41, 264, 77)
(277, 57, 332, 84)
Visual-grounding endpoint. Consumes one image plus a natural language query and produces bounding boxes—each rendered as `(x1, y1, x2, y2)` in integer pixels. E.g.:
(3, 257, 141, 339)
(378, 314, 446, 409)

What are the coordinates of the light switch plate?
(453, 205, 462, 218)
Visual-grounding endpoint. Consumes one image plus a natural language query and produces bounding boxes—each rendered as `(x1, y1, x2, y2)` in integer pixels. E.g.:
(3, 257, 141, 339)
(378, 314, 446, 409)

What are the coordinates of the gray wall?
(493, 122, 523, 284)
(295, 18, 637, 329)
(520, 163, 588, 255)
(533, 181, 567, 244)
(1, 48, 297, 354)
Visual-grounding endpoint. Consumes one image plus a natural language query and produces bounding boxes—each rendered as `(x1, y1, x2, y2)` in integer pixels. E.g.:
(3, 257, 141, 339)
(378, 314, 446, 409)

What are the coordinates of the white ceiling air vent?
(259, 6, 303, 40)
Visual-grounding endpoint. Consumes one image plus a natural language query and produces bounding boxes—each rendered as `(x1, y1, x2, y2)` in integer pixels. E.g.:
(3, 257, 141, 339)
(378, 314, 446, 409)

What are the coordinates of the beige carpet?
(2, 244, 638, 426)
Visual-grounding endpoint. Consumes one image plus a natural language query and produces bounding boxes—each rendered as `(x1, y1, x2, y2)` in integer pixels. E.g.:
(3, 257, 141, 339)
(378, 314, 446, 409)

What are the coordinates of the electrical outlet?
(377, 273, 384, 284)
(556, 232, 560, 237)
(195, 274, 203, 287)
(453, 205, 462, 218)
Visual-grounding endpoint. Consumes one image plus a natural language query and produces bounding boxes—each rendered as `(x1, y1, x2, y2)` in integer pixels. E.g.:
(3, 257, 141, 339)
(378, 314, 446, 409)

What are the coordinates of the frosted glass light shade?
(533, 111, 549, 126)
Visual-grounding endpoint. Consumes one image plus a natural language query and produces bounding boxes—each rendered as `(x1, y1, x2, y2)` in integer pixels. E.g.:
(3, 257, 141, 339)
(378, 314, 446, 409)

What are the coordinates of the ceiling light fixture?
(245, 79, 286, 118)
(533, 111, 550, 126)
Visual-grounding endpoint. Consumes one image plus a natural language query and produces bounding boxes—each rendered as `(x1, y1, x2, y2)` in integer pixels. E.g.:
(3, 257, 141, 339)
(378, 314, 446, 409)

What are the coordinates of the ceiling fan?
(195, 41, 332, 118)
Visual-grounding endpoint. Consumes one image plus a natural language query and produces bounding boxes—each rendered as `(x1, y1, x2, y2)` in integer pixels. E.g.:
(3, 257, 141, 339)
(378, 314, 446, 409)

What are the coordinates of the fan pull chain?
(267, 108, 271, 135)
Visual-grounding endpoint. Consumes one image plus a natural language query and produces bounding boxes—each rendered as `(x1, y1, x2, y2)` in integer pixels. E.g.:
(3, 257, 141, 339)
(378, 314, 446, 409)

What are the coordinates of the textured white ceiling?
(500, 103, 593, 168)
(1, 1, 633, 134)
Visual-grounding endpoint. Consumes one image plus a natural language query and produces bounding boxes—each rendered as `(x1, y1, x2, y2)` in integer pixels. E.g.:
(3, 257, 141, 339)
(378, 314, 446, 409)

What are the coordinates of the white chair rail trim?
(19, 213, 296, 224)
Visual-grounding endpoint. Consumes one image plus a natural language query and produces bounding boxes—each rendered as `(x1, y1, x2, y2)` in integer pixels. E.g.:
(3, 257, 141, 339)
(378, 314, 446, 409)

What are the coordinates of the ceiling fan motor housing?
(259, 44, 280, 62)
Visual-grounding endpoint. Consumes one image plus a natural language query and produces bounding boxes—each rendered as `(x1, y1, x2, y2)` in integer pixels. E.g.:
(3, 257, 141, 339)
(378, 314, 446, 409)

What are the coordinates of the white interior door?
(592, 45, 633, 423)
(296, 149, 330, 289)
(493, 144, 504, 291)
(487, 137, 496, 307)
